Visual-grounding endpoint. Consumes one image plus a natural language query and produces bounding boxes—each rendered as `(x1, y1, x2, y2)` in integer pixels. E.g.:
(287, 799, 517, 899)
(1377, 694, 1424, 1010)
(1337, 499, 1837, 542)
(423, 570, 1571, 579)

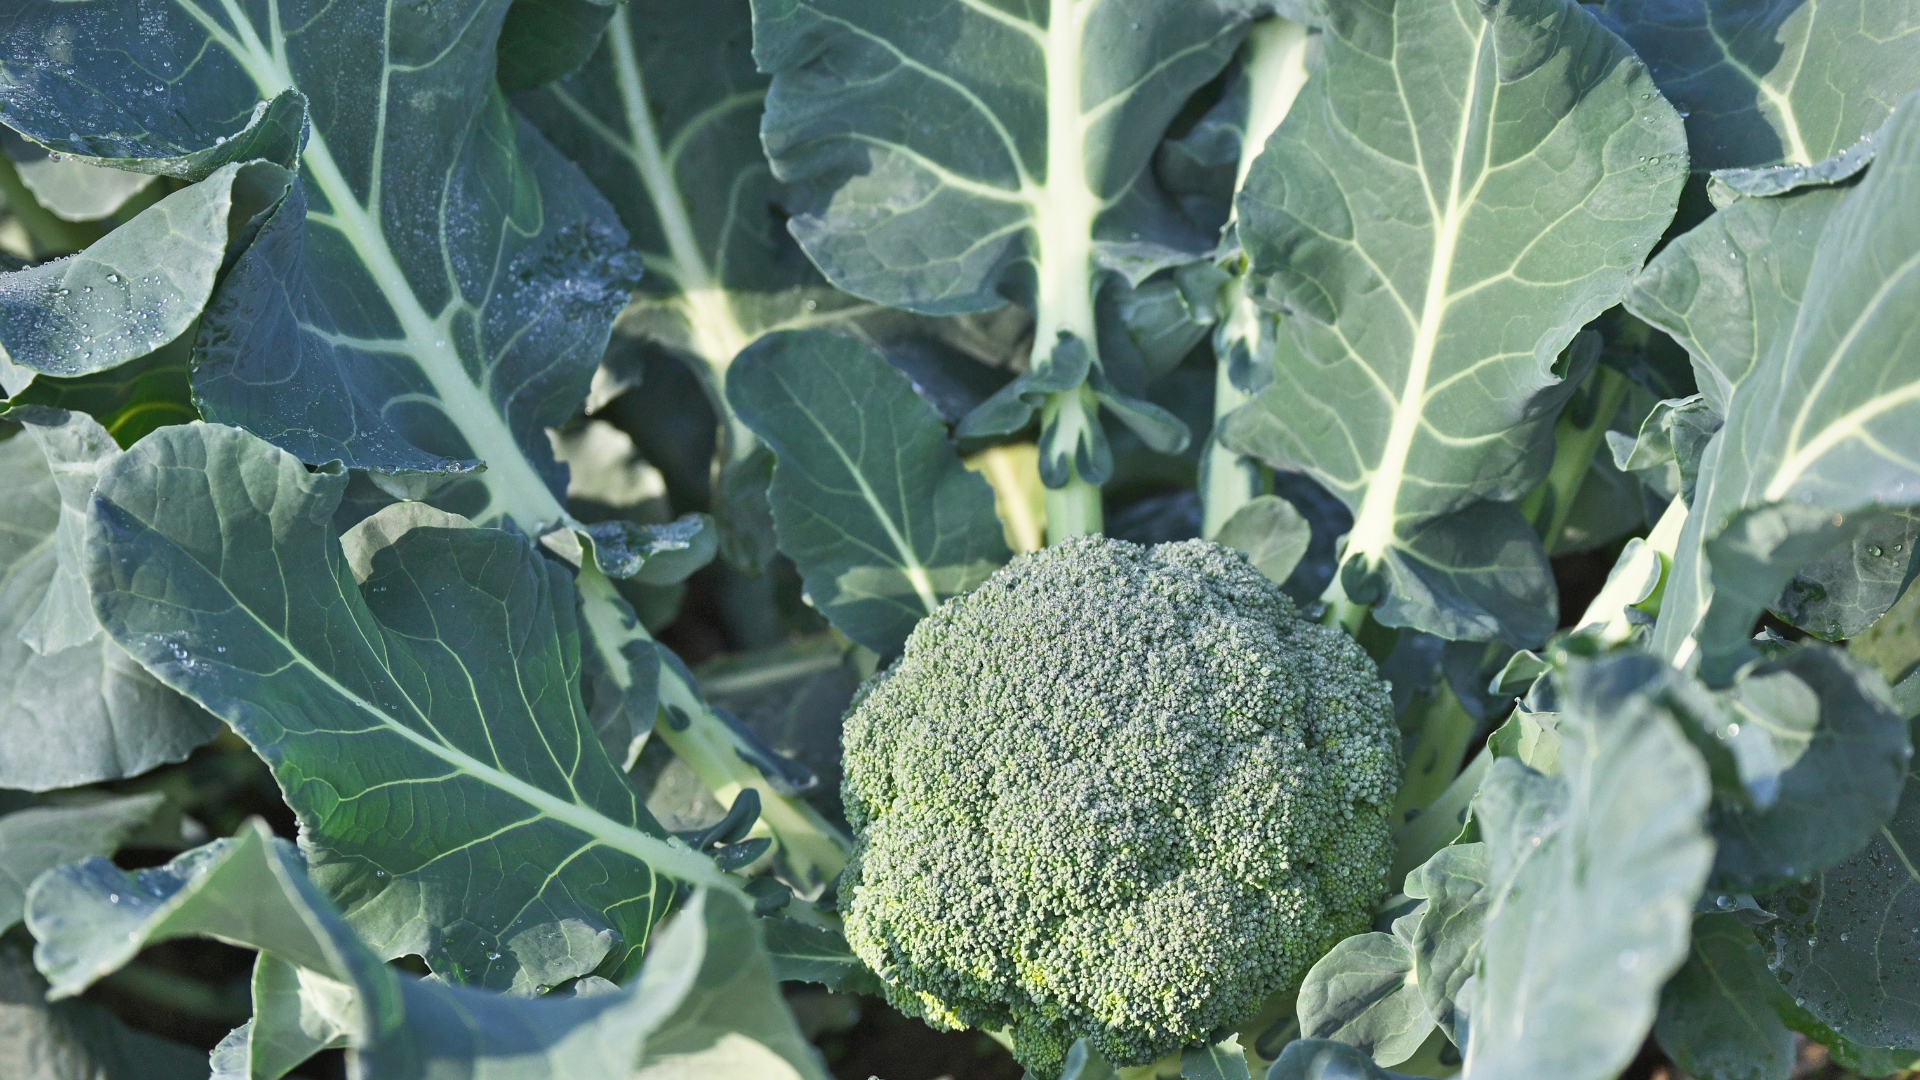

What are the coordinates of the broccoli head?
(839, 535, 1401, 1075)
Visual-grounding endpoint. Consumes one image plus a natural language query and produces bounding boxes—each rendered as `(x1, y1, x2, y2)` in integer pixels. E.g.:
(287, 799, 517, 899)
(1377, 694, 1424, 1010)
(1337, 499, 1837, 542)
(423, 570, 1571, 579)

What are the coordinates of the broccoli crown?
(839, 536, 1401, 1075)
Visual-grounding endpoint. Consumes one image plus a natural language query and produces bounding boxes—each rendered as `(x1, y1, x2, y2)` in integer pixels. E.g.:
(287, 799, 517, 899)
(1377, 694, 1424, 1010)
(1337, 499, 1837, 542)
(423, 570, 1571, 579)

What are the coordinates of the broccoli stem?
(1201, 18, 1311, 540)
(1045, 466, 1104, 543)
(1519, 363, 1633, 553)
(1201, 337, 1264, 540)
(0, 151, 106, 258)
(574, 565, 851, 890)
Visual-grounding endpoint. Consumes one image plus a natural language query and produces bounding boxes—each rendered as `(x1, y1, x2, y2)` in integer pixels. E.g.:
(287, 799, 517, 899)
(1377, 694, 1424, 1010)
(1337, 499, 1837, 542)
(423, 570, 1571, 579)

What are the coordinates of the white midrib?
(203, 0, 565, 533)
(1704, 19, 1813, 165)
(1032, 0, 1098, 354)
(1230, 19, 1312, 207)
(770, 368, 942, 614)
(1346, 33, 1489, 564)
(245, 577, 730, 889)
(1763, 248, 1920, 499)
(607, 7, 753, 377)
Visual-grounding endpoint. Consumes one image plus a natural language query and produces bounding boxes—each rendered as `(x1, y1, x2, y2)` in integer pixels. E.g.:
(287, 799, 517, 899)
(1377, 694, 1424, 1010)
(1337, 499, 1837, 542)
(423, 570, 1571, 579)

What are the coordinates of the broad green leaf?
(759, 916, 876, 991)
(26, 819, 697, 1080)
(1772, 511, 1920, 642)
(1221, 0, 1686, 646)
(496, 0, 619, 92)
(728, 329, 1010, 655)
(6, 336, 200, 447)
(630, 890, 830, 1080)
(0, 941, 208, 1080)
(1654, 914, 1794, 1080)
(1262, 1040, 1417, 1080)
(1852, 578, 1920, 707)
(1180, 1036, 1252, 1080)
(1213, 495, 1311, 587)
(1655, 93, 1920, 676)
(1761, 759, 1920, 1048)
(1627, 184, 1848, 413)
(1402, 842, 1491, 1047)
(1705, 645, 1910, 890)
(0, 794, 163, 934)
(0, 130, 155, 223)
(84, 423, 732, 991)
(0, 79, 307, 184)
(1610, 393, 1723, 504)
(1772, 993, 1920, 1078)
(1600, 0, 1920, 177)
(1294, 933, 1432, 1067)
(0, 0, 638, 531)
(0, 161, 290, 379)
(516, 0, 875, 569)
(751, 0, 1246, 489)
(0, 411, 219, 790)
(1462, 654, 1714, 1080)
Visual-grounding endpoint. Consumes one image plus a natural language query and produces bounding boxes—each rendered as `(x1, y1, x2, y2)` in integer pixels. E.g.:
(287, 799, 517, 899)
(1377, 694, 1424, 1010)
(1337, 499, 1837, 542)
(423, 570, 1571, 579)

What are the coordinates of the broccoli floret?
(838, 535, 1402, 1076)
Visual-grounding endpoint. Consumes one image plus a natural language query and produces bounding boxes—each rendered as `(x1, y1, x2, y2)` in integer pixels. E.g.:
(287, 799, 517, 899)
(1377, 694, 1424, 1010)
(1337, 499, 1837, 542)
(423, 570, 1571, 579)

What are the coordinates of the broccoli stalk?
(837, 536, 1402, 1077)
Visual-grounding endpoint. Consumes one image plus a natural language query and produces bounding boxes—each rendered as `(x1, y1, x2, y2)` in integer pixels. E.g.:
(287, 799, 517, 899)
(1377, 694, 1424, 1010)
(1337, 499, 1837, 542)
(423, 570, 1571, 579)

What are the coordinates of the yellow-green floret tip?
(838, 536, 1402, 1077)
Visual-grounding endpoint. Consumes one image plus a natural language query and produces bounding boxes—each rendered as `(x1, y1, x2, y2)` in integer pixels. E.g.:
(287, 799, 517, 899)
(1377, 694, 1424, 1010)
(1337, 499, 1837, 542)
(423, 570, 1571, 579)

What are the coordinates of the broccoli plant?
(0, 0, 1916, 1079)
(840, 536, 1398, 1073)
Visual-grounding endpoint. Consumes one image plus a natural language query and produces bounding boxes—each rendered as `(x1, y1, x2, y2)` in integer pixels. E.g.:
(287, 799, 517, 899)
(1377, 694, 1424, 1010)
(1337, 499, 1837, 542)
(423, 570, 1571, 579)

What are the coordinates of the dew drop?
(1868, 544, 1884, 557)
(487, 951, 501, 961)
(108, 893, 120, 904)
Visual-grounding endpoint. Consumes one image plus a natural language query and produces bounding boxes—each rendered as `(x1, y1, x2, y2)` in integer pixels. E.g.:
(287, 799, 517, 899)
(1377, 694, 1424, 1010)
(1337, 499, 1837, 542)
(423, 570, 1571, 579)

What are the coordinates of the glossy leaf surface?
(1222, 0, 1685, 645)
(84, 424, 729, 991)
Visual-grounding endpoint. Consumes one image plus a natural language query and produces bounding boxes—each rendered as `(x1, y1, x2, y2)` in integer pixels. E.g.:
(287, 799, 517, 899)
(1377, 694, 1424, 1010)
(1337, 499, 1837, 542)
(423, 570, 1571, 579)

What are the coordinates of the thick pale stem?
(577, 562, 852, 892)
(1045, 469, 1103, 543)
(1202, 341, 1262, 539)
(1030, 0, 1105, 540)
(1519, 365, 1633, 552)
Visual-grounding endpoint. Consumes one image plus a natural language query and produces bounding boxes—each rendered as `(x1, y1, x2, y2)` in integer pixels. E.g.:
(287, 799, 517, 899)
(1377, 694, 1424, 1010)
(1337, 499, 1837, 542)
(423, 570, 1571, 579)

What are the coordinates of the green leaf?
(1599, 0, 1920, 176)
(631, 891, 830, 1080)
(0, 941, 208, 1080)
(1771, 510, 1920, 642)
(751, 0, 1245, 487)
(0, 0, 640, 531)
(1760, 760, 1920, 1049)
(1628, 184, 1848, 414)
(1654, 94, 1920, 677)
(1181, 1036, 1252, 1080)
(1294, 932, 1432, 1067)
(1653, 914, 1794, 1080)
(84, 423, 733, 991)
(1221, 0, 1685, 646)
(1610, 394, 1723, 505)
(0, 794, 164, 934)
(0, 130, 155, 224)
(496, 0, 619, 92)
(26, 818, 702, 1079)
(1462, 654, 1715, 1080)
(518, 0, 960, 570)
(0, 410, 219, 790)
(1705, 645, 1911, 890)
(581, 514, 718, 585)
(1402, 842, 1491, 1047)
(0, 161, 291, 380)
(728, 329, 1010, 654)
(6, 336, 200, 447)
(759, 916, 876, 992)
(1262, 1039, 1417, 1080)
(1772, 994, 1920, 1078)
(1213, 495, 1312, 587)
